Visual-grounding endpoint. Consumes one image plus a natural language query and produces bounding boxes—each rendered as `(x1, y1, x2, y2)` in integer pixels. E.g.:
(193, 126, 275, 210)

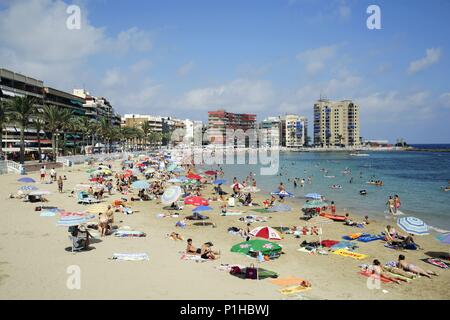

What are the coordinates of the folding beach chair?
(68, 236, 84, 253)
(76, 191, 100, 205)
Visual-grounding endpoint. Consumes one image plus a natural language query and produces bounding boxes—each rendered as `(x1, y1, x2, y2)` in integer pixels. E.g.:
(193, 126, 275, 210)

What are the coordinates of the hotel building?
(259, 117, 281, 147)
(280, 115, 308, 148)
(313, 99, 360, 147)
(207, 109, 257, 146)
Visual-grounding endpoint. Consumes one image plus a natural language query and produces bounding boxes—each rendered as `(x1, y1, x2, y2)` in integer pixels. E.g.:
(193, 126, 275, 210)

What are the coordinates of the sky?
(1, 0, 450, 143)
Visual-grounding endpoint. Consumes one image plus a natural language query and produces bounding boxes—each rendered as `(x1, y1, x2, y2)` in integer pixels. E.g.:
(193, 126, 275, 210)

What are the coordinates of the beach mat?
(180, 254, 209, 262)
(421, 258, 450, 269)
(220, 211, 244, 216)
(359, 270, 393, 283)
(270, 277, 306, 287)
(333, 249, 368, 260)
(357, 235, 384, 242)
(278, 285, 311, 295)
(251, 209, 269, 213)
(111, 253, 149, 261)
(114, 230, 146, 238)
(40, 210, 57, 217)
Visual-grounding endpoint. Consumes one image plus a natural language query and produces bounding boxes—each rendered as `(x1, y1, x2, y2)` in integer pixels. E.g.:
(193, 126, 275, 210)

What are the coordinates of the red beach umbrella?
(204, 170, 217, 176)
(249, 226, 282, 241)
(186, 173, 202, 180)
(184, 196, 209, 206)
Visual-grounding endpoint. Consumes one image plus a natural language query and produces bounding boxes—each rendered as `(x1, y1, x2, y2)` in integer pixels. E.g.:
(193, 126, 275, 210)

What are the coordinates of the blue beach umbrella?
(18, 177, 36, 183)
(397, 217, 429, 235)
(131, 180, 150, 189)
(304, 193, 322, 200)
(271, 190, 294, 197)
(192, 205, 213, 212)
(213, 179, 227, 185)
(57, 214, 95, 227)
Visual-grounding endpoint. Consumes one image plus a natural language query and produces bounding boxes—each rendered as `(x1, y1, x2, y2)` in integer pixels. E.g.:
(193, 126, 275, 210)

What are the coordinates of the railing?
(0, 160, 22, 174)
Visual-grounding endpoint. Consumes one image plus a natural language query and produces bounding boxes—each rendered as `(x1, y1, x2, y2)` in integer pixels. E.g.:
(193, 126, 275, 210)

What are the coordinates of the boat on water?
(350, 153, 370, 157)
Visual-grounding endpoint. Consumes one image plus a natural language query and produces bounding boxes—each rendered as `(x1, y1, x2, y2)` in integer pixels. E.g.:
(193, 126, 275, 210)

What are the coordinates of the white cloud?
(440, 93, 450, 108)
(0, 0, 152, 89)
(179, 79, 274, 112)
(177, 61, 195, 77)
(338, 2, 351, 20)
(296, 45, 338, 75)
(407, 48, 442, 75)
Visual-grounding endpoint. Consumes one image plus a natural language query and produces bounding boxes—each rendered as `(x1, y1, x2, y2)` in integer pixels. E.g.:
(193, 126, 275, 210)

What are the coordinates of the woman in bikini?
(397, 255, 438, 278)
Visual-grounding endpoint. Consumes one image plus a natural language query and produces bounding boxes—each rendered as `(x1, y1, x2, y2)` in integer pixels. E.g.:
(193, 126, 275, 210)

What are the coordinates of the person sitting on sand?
(200, 242, 220, 260)
(371, 259, 401, 284)
(385, 225, 406, 242)
(344, 213, 357, 226)
(363, 215, 370, 225)
(397, 255, 438, 278)
(186, 238, 197, 254)
(243, 192, 252, 206)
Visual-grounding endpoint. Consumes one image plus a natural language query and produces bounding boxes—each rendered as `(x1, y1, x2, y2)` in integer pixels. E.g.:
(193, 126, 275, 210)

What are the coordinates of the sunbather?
(186, 238, 197, 254)
(397, 255, 438, 278)
(169, 232, 183, 241)
(200, 242, 220, 260)
(371, 259, 401, 284)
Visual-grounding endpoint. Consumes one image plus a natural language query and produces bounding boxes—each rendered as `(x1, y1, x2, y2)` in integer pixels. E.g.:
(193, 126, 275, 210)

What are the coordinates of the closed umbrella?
(161, 186, 182, 205)
(131, 180, 150, 189)
(304, 193, 322, 200)
(249, 226, 282, 240)
(397, 217, 429, 235)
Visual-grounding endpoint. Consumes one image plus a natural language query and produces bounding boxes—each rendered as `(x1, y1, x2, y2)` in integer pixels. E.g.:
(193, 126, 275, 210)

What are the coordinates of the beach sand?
(0, 160, 449, 300)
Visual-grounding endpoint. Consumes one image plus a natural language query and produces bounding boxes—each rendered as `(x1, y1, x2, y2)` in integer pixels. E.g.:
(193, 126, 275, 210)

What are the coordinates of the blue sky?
(1, 0, 450, 143)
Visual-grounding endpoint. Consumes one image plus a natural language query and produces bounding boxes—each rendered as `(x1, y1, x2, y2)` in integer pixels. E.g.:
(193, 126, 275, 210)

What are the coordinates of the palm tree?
(41, 105, 73, 160)
(97, 118, 112, 153)
(30, 112, 45, 162)
(77, 117, 93, 153)
(9, 96, 36, 164)
(140, 121, 151, 150)
(0, 99, 12, 157)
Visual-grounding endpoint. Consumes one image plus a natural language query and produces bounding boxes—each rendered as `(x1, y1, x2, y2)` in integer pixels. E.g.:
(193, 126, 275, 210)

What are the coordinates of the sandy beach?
(0, 159, 449, 300)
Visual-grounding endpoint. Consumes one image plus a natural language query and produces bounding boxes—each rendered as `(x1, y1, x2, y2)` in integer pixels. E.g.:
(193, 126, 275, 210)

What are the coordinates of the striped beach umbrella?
(250, 226, 282, 241)
(161, 186, 182, 205)
(397, 217, 429, 235)
(19, 185, 38, 192)
(131, 180, 150, 189)
(29, 190, 51, 196)
(57, 214, 95, 227)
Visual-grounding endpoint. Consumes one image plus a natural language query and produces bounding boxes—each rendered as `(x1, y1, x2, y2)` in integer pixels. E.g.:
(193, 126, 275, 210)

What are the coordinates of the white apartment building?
(280, 115, 308, 148)
(313, 99, 360, 147)
(259, 117, 281, 147)
(121, 114, 163, 133)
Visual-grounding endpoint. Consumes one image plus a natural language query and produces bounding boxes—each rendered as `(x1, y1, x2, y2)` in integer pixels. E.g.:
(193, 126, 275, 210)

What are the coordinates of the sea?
(201, 145, 450, 231)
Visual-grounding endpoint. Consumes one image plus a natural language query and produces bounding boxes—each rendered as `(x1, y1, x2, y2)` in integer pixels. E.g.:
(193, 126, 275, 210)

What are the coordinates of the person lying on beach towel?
(168, 232, 183, 241)
(397, 254, 439, 278)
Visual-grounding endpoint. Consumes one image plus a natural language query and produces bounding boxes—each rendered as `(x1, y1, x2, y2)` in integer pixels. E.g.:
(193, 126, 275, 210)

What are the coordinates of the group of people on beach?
(386, 195, 401, 215)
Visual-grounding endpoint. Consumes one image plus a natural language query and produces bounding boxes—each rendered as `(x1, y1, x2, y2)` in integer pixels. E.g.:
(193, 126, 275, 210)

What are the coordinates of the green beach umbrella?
(230, 239, 282, 256)
(302, 199, 328, 209)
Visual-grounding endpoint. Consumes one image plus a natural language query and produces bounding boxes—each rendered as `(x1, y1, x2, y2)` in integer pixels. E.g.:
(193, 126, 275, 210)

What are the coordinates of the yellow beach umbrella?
(85, 203, 110, 214)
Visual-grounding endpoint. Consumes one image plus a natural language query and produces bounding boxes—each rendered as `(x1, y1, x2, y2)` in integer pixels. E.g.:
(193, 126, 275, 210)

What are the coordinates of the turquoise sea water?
(203, 150, 450, 230)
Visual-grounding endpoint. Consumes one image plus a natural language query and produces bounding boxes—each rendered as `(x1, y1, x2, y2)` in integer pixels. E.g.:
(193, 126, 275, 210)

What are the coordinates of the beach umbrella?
(268, 204, 292, 212)
(271, 190, 294, 197)
(302, 199, 328, 209)
(57, 214, 95, 227)
(18, 177, 36, 183)
(204, 170, 217, 176)
(161, 186, 182, 205)
(166, 163, 178, 172)
(186, 173, 202, 180)
(304, 193, 322, 200)
(18, 185, 38, 192)
(29, 190, 51, 196)
(249, 226, 282, 241)
(184, 196, 209, 206)
(131, 180, 150, 189)
(173, 167, 185, 173)
(230, 239, 282, 256)
(230, 183, 243, 189)
(213, 179, 227, 185)
(397, 216, 429, 235)
(436, 234, 450, 245)
(192, 205, 212, 212)
(242, 186, 261, 193)
(168, 177, 182, 183)
(85, 203, 110, 214)
(135, 163, 146, 168)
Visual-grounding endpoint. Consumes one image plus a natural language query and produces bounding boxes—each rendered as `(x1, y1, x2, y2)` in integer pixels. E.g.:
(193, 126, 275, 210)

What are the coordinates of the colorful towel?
(359, 270, 393, 283)
(111, 253, 149, 261)
(278, 285, 311, 295)
(421, 258, 450, 269)
(320, 240, 340, 248)
(114, 230, 146, 238)
(331, 241, 357, 250)
(180, 254, 209, 262)
(333, 249, 368, 260)
(357, 234, 384, 242)
(270, 277, 306, 287)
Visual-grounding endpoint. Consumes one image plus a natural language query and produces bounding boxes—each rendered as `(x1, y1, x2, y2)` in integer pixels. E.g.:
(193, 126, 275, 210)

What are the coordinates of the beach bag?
(230, 266, 242, 275)
(245, 264, 258, 280)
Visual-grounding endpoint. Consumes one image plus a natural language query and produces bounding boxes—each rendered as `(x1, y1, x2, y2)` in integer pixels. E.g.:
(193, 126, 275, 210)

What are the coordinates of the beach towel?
(278, 285, 311, 295)
(331, 241, 358, 251)
(270, 277, 306, 287)
(421, 258, 450, 269)
(114, 230, 146, 238)
(180, 254, 209, 262)
(342, 233, 364, 240)
(333, 249, 368, 260)
(320, 240, 340, 248)
(111, 253, 149, 261)
(220, 211, 244, 216)
(251, 208, 269, 213)
(40, 210, 57, 217)
(359, 270, 393, 283)
(357, 234, 384, 242)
